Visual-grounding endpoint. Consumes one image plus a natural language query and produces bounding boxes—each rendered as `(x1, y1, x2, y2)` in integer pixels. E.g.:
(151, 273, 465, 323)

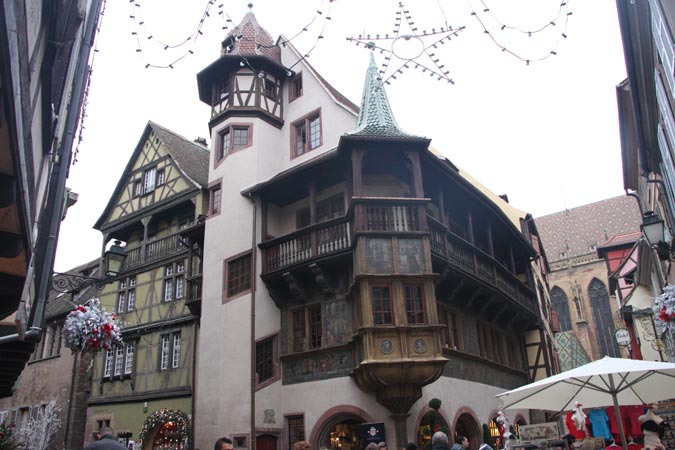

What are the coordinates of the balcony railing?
(261, 198, 428, 274)
(428, 218, 536, 311)
(122, 232, 187, 271)
(262, 217, 350, 273)
(186, 275, 203, 305)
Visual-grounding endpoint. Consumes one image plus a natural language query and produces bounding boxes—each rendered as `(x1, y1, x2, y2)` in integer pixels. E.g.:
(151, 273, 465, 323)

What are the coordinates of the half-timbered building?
(193, 10, 555, 450)
(85, 122, 210, 448)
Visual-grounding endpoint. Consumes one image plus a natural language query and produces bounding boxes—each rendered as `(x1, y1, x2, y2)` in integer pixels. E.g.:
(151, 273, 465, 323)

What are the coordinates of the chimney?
(194, 137, 207, 146)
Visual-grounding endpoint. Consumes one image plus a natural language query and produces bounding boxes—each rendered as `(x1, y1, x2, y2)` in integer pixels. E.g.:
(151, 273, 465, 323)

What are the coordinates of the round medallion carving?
(413, 338, 427, 353)
(380, 339, 394, 354)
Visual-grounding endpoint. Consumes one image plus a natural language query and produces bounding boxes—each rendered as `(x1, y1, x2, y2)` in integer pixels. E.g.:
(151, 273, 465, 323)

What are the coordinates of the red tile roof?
(222, 11, 282, 65)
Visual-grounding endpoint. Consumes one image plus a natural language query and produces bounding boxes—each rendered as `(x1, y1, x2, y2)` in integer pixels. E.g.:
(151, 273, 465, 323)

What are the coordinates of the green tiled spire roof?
(349, 53, 417, 138)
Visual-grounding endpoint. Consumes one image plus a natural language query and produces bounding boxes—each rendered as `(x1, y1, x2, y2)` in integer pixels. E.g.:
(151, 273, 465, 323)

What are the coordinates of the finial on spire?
(349, 54, 415, 138)
(248, 3, 253, 10)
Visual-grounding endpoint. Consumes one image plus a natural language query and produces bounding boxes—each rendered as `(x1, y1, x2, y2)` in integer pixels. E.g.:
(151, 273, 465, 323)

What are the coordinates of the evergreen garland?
(139, 408, 191, 448)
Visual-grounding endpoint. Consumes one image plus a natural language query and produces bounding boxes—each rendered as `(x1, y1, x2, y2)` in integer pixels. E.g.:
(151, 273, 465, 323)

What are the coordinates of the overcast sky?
(54, 0, 628, 271)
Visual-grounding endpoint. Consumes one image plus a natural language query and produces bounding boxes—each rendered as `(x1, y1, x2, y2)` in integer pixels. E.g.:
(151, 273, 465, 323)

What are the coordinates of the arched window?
(550, 287, 572, 331)
(588, 278, 620, 357)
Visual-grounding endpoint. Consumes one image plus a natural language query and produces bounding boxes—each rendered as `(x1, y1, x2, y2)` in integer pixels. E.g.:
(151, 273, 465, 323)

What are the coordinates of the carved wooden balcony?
(260, 198, 429, 276)
(428, 217, 538, 313)
(121, 231, 188, 271)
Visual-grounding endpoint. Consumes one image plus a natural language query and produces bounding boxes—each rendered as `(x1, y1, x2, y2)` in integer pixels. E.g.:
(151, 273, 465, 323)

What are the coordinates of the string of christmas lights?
(128, 1, 335, 71)
(465, 0, 573, 64)
(129, 0, 222, 69)
(346, 2, 464, 85)
(72, 0, 108, 166)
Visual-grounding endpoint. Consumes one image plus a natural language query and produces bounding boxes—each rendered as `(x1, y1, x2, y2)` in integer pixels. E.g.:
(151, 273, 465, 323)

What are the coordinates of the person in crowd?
(84, 427, 128, 450)
(406, 442, 418, 450)
(215, 437, 234, 450)
(365, 444, 379, 450)
(378, 442, 388, 450)
(432, 431, 451, 450)
(451, 435, 469, 450)
(293, 440, 312, 450)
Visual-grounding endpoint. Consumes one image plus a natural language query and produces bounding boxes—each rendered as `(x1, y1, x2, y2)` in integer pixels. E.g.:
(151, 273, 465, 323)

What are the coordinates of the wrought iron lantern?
(52, 241, 127, 293)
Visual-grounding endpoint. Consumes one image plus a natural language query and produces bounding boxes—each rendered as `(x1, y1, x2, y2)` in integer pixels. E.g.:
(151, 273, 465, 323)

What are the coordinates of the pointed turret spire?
(221, 7, 281, 65)
(350, 53, 415, 137)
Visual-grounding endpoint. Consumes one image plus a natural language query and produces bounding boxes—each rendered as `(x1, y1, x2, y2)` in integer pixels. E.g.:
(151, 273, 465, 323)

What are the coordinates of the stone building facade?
(536, 196, 641, 369)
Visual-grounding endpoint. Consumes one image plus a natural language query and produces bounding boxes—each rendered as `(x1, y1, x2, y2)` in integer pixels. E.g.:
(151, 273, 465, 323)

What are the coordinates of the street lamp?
(641, 211, 673, 261)
(52, 241, 127, 293)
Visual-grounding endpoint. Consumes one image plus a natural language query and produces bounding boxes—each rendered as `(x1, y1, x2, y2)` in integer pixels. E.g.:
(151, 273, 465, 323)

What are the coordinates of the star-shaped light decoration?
(346, 2, 464, 85)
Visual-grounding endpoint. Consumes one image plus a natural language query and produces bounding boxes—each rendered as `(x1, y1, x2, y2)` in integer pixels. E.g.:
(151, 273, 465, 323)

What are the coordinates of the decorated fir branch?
(654, 285, 675, 334)
(63, 298, 122, 353)
(139, 409, 191, 448)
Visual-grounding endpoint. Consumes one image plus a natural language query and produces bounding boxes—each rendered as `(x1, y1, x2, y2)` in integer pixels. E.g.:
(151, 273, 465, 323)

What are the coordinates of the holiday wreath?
(654, 285, 675, 334)
(63, 298, 122, 353)
(139, 409, 191, 447)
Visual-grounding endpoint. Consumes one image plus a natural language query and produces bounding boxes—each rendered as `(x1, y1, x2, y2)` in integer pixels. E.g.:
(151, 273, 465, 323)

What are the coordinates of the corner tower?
(197, 5, 288, 129)
(341, 54, 447, 447)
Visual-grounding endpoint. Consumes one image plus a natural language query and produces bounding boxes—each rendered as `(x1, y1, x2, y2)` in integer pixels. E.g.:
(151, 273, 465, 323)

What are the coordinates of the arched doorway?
(140, 409, 191, 450)
(417, 403, 450, 450)
(313, 409, 372, 450)
(152, 422, 186, 450)
(454, 413, 480, 450)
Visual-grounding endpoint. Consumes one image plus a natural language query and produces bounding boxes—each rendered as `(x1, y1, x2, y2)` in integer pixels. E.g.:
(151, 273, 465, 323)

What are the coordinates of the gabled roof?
(280, 36, 360, 115)
(535, 196, 641, 263)
(94, 121, 210, 230)
(348, 53, 418, 138)
(222, 8, 282, 64)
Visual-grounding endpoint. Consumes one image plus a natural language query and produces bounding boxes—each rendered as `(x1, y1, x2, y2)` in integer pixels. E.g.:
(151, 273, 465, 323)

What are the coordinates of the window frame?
(143, 167, 157, 194)
(371, 284, 394, 325)
(223, 251, 253, 302)
(289, 72, 303, 102)
(291, 109, 322, 158)
(439, 306, 463, 351)
(255, 333, 280, 390)
(289, 304, 323, 353)
(404, 284, 427, 325)
(160, 332, 182, 371)
(117, 276, 137, 313)
(208, 179, 222, 218)
(286, 414, 305, 450)
(215, 123, 253, 165)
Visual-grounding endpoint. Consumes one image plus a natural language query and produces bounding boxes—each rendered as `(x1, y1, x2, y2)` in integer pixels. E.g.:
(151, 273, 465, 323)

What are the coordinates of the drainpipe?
(247, 193, 257, 450)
